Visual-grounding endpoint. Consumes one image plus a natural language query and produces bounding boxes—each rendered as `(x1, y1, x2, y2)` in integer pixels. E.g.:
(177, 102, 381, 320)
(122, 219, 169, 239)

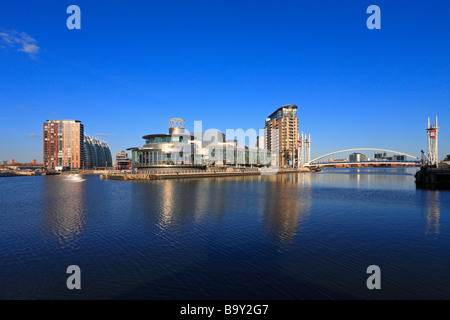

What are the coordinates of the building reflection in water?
(132, 178, 227, 232)
(133, 173, 313, 252)
(263, 173, 312, 252)
(425, 191, 440, 236)
(132, 180, 180, 231)
(158, 179, 176, 228)
(41, 176, 87, 248)
(129, 178, 219, 285)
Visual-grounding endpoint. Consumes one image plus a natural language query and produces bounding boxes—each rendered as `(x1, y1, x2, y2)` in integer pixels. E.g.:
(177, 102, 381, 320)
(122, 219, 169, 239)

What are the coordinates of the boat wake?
(65, 174, 85, 182)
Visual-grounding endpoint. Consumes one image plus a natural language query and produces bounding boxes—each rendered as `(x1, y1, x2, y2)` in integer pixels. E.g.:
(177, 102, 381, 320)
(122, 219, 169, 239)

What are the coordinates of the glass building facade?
(128, 118, 272, 169)
(128, 119, 197, 168)
(205, 145, 270, 166)
(83, 135, 113, 168)
(131, 144, 193, 167)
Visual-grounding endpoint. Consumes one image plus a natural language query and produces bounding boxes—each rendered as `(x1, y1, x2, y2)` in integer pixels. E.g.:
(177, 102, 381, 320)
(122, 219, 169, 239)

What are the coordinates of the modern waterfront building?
(374, 152, 387, 160)
(83, 135, 113, 168)
(43, 119, 112, 169)
(43, 120, 84, 169)
(127, 118, 198, 168)
(196, 130, 226, 148)
(205, 144, 267, 167)
(83, 135, 95, 168)
(264, 105, 299, 167)
(102, 141, 113, 167)
(393, 155, 406, 161)
(128, 118, 271, 169)
(349, 153, 368, 162)
(116, 151, 131, 170)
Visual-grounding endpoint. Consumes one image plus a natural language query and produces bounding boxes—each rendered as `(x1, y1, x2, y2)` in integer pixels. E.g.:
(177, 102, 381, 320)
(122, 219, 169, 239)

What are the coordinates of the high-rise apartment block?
(264, 105, 299, 167)
(43, 120, 84, 169)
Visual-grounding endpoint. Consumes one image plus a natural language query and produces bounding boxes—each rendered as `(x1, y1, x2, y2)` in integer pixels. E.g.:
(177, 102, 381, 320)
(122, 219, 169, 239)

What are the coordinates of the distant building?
(444, 155, 450, 165)
(349, 153, 368, 162)
(393, 155, 406, 161)
(32, 159, 37, 165)
(83, 135, 112, 168)
(43, 120, 84, 169)
(256, 135, 264, 149)
(11, 159, 15, 165)
(116, 151, 131, 170)
(2, 161, 6, 165)
(264, 105, 299, 167)
(374, 152, 387, 160)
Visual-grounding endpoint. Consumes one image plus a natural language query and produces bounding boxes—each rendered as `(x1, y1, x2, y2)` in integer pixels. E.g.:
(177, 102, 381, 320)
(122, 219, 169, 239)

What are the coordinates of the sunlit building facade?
(264, 105, 299, 167)
(43, 120, 84, 169)
(83, 135, 112, 168)
(349, 153, 368, 162)
(128, 118, 197, 168)
(128, 118, 271, 169)
(116, 151, 131, 170)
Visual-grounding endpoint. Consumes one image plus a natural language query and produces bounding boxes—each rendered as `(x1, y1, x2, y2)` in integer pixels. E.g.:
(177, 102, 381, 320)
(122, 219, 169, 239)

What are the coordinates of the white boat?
(69, 174, 84, 181)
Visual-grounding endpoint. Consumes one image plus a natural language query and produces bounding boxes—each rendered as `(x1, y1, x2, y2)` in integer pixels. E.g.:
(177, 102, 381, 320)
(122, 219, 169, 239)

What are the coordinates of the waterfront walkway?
(100, 167, 311, 181)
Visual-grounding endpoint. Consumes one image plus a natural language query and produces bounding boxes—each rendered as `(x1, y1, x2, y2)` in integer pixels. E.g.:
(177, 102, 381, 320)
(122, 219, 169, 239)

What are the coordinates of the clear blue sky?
(1, 0, 449, 162)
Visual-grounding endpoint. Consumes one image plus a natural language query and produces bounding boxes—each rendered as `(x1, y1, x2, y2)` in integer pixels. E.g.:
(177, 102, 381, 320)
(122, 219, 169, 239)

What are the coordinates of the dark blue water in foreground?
(1, 168, 449, 299)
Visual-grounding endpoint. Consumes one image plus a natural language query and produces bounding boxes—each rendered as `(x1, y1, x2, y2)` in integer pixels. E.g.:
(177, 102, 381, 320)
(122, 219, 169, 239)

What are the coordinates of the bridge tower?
(297, 132, 304, 167)
(305, 134, 311, 164)
(426, 116, 439, 166)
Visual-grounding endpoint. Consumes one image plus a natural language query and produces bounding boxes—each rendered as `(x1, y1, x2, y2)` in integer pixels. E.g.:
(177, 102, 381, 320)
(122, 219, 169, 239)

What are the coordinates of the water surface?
(1, 168, 449, 299)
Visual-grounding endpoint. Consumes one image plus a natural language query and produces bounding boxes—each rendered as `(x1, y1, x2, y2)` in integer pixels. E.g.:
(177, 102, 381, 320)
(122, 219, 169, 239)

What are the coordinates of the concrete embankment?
(100, 168, 311, 181)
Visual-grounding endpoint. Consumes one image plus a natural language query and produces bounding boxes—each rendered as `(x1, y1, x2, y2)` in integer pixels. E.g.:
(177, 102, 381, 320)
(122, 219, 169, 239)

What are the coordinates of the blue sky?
(0, 0, 449, 162)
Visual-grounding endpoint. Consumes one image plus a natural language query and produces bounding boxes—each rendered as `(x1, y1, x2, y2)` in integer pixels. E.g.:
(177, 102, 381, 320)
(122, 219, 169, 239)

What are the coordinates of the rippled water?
(1, 168, 449, 299)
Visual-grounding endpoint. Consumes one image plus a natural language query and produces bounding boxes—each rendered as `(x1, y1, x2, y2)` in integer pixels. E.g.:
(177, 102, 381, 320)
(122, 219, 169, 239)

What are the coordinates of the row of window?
(145, 136, 184, 144)
(132, 149, 272, 166)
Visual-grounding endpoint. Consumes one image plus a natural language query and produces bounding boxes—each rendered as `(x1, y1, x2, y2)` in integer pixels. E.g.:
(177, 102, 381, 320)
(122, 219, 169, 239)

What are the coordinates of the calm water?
(1, 168, 449, 299)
